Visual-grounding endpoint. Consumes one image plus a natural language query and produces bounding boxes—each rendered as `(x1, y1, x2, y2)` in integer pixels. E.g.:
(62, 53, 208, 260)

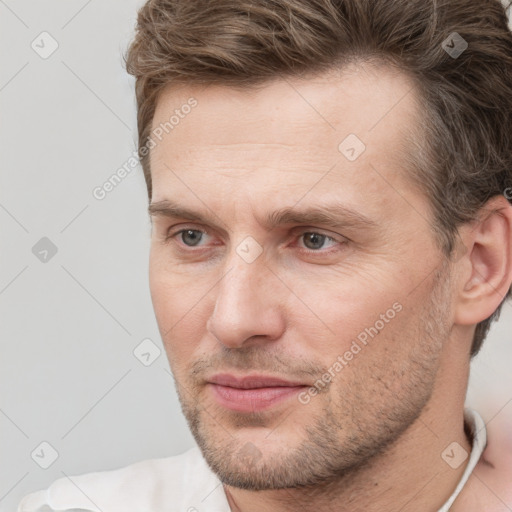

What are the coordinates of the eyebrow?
(148, 199, 378, 231)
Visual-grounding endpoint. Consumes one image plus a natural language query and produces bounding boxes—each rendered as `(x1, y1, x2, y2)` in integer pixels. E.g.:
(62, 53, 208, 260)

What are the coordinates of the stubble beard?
(174, 261, 452, 491)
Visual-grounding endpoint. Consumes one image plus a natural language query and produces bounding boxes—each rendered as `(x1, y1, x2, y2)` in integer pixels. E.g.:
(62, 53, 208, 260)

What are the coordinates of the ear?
(454, 195, 512, 326)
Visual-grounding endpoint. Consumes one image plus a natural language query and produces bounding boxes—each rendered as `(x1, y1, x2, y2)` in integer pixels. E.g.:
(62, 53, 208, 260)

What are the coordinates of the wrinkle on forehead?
(149, 61, 425, 227)
(151, 61, 419, 147)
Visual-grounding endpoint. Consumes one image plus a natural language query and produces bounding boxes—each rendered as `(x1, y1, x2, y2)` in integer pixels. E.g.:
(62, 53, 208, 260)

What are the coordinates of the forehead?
(151, 62, 418, 145)
(149, 62, 423, 219)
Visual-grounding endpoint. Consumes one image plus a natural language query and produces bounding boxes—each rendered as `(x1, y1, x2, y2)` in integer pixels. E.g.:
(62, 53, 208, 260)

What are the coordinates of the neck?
(224, 356, 472, 512)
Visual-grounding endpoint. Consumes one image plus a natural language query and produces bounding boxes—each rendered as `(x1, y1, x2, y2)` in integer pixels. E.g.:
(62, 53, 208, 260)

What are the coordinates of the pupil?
(182, 230, 202, 246)
(304, 232, 325, 250)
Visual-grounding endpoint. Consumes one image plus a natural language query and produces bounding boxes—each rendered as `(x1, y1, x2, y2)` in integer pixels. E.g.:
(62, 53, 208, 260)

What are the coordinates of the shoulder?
(472, 412, 512, 510)
(456, 410, 512, 511)
(17, 446, 227, 512)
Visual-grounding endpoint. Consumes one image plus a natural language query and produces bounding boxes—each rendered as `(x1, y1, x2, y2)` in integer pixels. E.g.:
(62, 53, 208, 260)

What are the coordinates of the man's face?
(148, 63, 454, 489)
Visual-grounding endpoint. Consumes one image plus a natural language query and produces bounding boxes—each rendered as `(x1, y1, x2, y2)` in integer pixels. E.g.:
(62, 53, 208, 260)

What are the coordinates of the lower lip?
(208, 383, 307, 412)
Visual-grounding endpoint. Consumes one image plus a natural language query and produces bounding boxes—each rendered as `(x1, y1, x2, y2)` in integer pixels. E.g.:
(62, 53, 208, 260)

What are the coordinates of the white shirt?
(17, 408, 486, 512)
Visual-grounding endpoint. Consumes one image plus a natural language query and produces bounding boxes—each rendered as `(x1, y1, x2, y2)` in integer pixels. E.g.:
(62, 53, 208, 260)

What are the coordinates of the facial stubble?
(172, 261, 452, 491)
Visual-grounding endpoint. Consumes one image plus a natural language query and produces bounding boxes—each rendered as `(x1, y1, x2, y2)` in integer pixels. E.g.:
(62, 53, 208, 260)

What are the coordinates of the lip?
(207, 373, 309, 413)
(208, 373, 307, 388)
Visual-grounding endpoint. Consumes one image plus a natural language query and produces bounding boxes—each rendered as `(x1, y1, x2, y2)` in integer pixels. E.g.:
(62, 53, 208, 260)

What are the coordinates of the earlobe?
(454, 195, 512, 326)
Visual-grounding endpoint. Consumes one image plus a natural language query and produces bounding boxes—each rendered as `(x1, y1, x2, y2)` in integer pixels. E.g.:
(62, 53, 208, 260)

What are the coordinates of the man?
(17, 0, 512, 511)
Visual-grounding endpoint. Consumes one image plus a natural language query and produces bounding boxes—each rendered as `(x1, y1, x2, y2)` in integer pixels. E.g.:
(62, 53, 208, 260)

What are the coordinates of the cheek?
(149, 247, 204, 319)
(289, 269, 404, 353)
(149, 252, 213, 363)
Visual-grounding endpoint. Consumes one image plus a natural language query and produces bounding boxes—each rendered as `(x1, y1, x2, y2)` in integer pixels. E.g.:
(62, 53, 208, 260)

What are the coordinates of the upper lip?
(208, 374, 308, 389)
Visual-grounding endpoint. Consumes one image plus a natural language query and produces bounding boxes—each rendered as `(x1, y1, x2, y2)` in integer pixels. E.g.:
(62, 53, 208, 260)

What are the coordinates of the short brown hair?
(124, 0, 512, 356)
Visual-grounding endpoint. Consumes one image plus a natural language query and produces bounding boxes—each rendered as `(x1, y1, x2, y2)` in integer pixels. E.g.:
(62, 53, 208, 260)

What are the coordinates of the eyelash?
(163, 226, 346, 255)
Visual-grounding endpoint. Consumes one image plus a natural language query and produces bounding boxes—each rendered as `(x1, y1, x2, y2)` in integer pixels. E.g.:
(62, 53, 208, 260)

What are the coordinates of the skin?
(147, 62, 512, 511)
(454, 411, 512, 511)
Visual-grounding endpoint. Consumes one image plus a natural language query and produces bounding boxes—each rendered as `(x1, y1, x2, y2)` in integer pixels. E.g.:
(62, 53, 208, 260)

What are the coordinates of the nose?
(206, 253, 286, 349)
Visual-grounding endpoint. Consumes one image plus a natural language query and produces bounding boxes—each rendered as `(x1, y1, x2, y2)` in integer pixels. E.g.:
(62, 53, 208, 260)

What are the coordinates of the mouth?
(206, 373, 310, 413)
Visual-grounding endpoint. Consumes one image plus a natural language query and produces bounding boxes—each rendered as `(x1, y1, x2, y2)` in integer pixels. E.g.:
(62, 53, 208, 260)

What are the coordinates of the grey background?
(1, 2, 511, 511)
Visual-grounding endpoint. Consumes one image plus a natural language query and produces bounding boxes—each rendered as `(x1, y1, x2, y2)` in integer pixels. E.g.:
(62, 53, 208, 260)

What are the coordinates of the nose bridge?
(215, 249, 267, 320)
(217, 233, 268, 307)
(207, 245, 284, 347)
(218, 259, 254, 312)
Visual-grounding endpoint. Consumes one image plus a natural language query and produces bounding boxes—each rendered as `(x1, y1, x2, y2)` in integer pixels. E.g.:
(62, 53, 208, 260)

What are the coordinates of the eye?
(165, 228, 210, 247)
(180, 229, 204, 247)
(299, 232, 338, 251)
(163, 226, 345, 257)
